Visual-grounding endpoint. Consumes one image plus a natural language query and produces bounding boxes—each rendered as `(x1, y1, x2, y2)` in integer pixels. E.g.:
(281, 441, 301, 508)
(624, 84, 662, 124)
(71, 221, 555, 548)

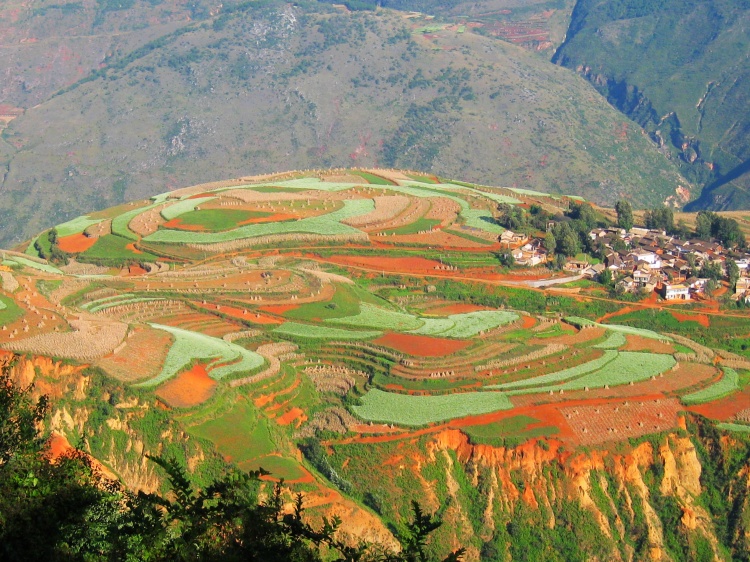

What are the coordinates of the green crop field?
(285, 284, 369, 322)
(274, 322, 381, 340)
(593, 332, 627, 349)
(328, 303, 424, 331)
(135, 324, 264, 387)
(462, 415, 558, 447)
(173, 209, 284, 231)
(0, 294, 23, 325)
(489, 351, 619, 391)
(81, 235, 158, 262)
(561, 352, 675, 391)
(3, 256, 63, 274)
(410, 311, 518, 339)
(682, 368, 739, 404)
(349, 171, 395, 185)
(353, 388, 512, 426)
(381, 218, 442, 236)
(188, 398, 277, 467)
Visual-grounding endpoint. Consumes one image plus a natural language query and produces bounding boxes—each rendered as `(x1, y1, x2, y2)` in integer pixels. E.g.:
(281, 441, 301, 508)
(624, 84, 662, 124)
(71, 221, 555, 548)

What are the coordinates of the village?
(496, 209, 750, 304)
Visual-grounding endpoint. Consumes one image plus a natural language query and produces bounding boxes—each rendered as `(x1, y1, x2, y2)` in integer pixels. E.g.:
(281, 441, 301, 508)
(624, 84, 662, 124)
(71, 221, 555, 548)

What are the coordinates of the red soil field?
(155, 363, 216, 408)
(373, 332, 472, 357)
(128, 264, 147, 276)
(426, 303, 491, 315)
(688, 387, 750, 421)
(276, 407, 307, 426)
(259, 304, 299, 315)
(520, 316, 537, 329)
(622, 335, 675, 354)
(56, 233, 96, 253)
(125, 243, 142, 254)
(671, 311, 710, 328)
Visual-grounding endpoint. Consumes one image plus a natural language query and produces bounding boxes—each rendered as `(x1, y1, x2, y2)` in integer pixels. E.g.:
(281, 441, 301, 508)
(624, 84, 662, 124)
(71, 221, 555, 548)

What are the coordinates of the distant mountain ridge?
(553, 0, 750, 211)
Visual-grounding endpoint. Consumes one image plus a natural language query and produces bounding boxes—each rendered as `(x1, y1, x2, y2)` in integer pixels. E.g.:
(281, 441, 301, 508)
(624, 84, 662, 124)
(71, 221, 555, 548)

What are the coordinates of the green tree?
(544, 230, 557, 254)
(615, 200, 634, 230)
(726, 258, 740, 288)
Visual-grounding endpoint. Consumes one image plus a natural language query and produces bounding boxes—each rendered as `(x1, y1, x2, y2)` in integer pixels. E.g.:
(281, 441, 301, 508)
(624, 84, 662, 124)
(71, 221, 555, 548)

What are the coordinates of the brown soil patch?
(199, 302, 282, 325)
(128, 264, 147, 276)
(125, 243, 143, 254)
(96, 326, 174, 382)
(426, 303, 491, 315)
(529, 326, 606, 346)
(382, 231, 491, 249)
(671, 311, 710, 328)
(57, 233, 96, 253)
(326, 255, 445, 273)
(156, 363, 216, 408)
(373, 332, 472, 357)
(622, 335, 675, 354)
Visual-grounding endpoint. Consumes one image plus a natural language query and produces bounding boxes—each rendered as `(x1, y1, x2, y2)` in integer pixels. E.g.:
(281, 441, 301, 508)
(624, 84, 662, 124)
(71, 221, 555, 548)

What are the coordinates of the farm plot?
(160, 197, 216, 221)
(327, 303, 424, 331)
(274, 322, 381, 340)
(488, 350, 618, 390)
(342, 196, 410, 228)
(112, 202, 161, 240)
(682, 368, 739, 404)
(3, 318, 127, 360)
(353, 388, 512, 426)
(566, 317, 671, 341)
(499, 352, 676, 395)
(134, 324, 264, 387)
(81, 235, 158, 261)
(460, 209, 505, 234)
(144, 199, 374, 244)
(54, 215, 105, 237)
(3, 256, 63, 274)
(0, 294, 23, 325)
(410, 311, 518, 338)
(156, 363, 216, 408)
(95, 326, 174, 382)
(560, 352, 676, 391)
(593, 332, 627, 349)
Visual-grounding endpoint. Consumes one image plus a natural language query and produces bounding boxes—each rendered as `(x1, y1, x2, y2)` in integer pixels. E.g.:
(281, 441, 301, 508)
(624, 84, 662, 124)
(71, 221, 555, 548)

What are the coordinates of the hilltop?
(0, 0, 690, 247)
(3, 170, 750, 559)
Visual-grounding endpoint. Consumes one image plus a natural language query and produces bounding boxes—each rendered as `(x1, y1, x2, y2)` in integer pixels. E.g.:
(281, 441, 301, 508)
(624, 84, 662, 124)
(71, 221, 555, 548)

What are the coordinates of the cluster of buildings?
(585, 227, 749, 301)
(500, 225, 750, 302)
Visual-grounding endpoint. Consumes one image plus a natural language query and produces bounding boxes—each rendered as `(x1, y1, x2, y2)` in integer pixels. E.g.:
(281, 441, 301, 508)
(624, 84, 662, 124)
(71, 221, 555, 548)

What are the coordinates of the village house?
(661, 283, 690, 300)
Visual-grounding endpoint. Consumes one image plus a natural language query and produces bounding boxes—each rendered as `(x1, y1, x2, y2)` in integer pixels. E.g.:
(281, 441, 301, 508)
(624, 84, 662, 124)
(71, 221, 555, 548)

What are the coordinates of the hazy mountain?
(0, 1, 689, 247)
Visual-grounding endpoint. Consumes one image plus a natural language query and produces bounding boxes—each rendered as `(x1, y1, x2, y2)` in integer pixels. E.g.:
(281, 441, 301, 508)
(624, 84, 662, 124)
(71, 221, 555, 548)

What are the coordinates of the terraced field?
(3, 169, 749, 537)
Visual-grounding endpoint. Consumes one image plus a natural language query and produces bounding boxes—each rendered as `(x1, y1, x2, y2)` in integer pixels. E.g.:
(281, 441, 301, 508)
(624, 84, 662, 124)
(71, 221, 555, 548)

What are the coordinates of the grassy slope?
(554, 0, 750, 210)
(0, 3, 688, 247)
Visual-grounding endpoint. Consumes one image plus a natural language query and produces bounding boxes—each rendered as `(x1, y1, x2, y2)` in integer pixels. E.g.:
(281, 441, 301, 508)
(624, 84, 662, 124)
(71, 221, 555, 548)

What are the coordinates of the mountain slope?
(553, 0, 750, 211)
(0, 2, 689, 247)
